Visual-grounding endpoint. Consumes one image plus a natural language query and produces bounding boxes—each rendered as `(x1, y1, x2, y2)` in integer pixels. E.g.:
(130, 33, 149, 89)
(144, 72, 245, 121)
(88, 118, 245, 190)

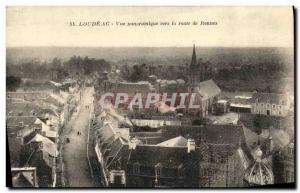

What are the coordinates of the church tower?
(188, 44, 201, 86)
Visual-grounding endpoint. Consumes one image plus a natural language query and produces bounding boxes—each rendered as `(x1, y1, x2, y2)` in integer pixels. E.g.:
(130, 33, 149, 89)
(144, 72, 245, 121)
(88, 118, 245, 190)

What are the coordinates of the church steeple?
(188, 44, 200, 86)
(190, 44, 197, 68)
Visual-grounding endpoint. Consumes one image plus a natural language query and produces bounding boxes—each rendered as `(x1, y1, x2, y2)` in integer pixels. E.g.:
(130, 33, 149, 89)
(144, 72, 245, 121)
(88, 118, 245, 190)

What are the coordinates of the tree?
(253, 114, 263, 135)
(129, 64, 143, 82)
(192, 119, 203, 125)
(6, 76, 21, 91)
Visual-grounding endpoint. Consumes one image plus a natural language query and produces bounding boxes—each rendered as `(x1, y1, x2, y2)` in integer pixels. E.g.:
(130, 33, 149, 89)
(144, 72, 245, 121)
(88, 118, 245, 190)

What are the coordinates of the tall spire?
(190, 44, 197, 67)
(188, 43, 200, 87)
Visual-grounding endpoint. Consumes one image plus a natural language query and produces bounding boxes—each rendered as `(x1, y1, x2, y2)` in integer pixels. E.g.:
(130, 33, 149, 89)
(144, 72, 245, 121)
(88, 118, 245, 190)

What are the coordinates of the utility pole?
(226, 151, 229, 187)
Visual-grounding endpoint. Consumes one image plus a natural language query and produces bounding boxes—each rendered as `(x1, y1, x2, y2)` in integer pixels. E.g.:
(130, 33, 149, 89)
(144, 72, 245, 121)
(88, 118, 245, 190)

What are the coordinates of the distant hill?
(6, 46, 293, 68)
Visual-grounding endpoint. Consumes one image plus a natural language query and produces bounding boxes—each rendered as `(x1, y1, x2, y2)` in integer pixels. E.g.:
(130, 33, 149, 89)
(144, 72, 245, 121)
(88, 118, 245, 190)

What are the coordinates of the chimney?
(128, 137, 139, 150)
(34, 126, 42, 135)
(187, 138, 196, 153)
(267, 127, 273, 154)
(115, 132, 121, 140)
(109, 171, 115, 184)
(268, 136, 273, 154)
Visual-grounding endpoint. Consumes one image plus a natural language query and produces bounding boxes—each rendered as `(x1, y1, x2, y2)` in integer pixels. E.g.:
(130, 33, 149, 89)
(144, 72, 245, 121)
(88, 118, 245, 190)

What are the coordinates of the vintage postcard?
(6, 6, 294, 188)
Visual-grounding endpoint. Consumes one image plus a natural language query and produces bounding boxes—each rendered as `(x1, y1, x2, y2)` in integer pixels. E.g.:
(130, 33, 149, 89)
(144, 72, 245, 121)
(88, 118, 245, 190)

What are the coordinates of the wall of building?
(251, 102, 289, 117)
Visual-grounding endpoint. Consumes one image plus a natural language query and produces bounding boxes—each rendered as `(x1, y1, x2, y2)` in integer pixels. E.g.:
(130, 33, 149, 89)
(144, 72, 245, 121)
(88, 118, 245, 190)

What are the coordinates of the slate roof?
(251, 92, 287, 104)
(26, 151, 52, 187)
(239, 113, 291, 130)
(105, 138, 126, 168)
(127, 145, 197, 168)
(6, 102, 41, 116)
(8, 137, 23, 167)
(161, 124, 244, 146)
(96, 124, 115, 142)
(27, 134, 58, 157)
(110, 81, 154, 93)
(36, 108, 60, 118)
(95, 121, 129, 169)
(6, 116, 38, 128)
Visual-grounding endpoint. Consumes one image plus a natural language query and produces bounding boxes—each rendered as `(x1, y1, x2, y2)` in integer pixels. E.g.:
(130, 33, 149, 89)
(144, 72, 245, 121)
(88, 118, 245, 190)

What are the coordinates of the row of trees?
(6, 76, 21, 91)
(7, 56, 111, 82)
(119, 58, 215, 83)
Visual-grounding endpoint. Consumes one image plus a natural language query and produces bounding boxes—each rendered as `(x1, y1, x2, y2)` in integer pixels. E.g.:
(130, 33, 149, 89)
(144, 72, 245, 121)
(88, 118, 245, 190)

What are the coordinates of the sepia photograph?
(5, 6, 295, 188)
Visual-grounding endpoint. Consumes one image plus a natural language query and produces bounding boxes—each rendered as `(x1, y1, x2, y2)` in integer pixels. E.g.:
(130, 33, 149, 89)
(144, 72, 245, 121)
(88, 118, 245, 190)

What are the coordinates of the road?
(62, 87, 96, 187)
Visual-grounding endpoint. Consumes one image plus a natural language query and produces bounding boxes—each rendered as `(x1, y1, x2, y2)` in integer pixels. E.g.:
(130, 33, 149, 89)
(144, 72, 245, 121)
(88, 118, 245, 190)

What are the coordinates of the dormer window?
(155, 163, 162, 177)
(17, 130, 22, 137)
(133, 162, 140, 174)
(19, 122, 24, 127)
(289, 146, 294, 155)
(288, 143, 294, 156)
(178, 164, 184, 178)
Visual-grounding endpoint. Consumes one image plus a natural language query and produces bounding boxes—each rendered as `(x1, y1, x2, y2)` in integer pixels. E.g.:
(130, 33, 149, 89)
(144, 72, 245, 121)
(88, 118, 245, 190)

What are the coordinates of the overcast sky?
(6, 6, 293, 47)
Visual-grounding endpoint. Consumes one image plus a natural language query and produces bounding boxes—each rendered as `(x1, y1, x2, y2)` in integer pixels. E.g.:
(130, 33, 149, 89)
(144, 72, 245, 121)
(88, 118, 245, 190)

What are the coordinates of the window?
(155, 163, 162, 177)
(17, 131, 22, 137)
(133, 162, 140, 174)
(290, 171, 294, 182)
(260, 103, 264, 107)
(156, 167, 161, 176)
(19, 122, 24, 127)
(279, 105, 282, 109)
(266, 104, 270, 108)
(178, 164, 184, 178)
(285, 171, 294, 182)
(272, 104, 276, 109)
(289, 146, 294, 155)
(201, 169, 206, 177)
(279, 111, 282, 115)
